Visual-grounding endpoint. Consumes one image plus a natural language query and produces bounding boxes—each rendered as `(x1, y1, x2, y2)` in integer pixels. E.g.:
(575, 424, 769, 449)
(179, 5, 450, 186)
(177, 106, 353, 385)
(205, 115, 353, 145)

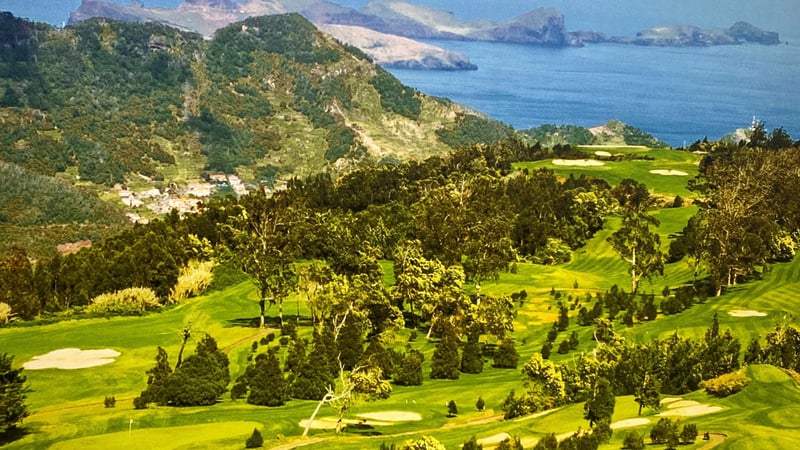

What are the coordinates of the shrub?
(169, 260, 215, 303)
(680, 423, 698, 444)
(476, 396, 485, 411)
(104, 396, 116, 408)
(278, 336, 290, 347)
(650, 417, 679, 445)
(0, 302, 12, 325)
(245, 428, 264, 448)
(447, 400, 458, 417)
(700, 371, 751, 397)
(399, 436, 445, 450)
(533, 433, 558, 450)
(622, 430, 644, 450)
(496, 436, 523, 450)
(462, 435, 483, 450)
(493, 336, 519, 368)
(86, 287, 161, 315)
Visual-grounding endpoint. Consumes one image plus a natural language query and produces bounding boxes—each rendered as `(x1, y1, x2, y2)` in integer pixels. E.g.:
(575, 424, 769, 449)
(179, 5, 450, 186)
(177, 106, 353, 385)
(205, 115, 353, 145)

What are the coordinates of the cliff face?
(468, 8, 569, 45)
(321, 24, 476, 70)
(729, 21, 780, 45)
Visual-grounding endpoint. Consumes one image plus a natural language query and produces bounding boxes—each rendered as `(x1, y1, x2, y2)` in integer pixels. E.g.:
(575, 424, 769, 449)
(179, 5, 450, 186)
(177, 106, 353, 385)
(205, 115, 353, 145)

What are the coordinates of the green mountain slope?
(0, 12, 494, 255)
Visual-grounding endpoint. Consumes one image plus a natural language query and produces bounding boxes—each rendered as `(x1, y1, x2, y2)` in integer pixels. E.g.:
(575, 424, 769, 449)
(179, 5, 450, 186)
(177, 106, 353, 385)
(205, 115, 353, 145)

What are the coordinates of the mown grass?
(515, 147, 702, 200)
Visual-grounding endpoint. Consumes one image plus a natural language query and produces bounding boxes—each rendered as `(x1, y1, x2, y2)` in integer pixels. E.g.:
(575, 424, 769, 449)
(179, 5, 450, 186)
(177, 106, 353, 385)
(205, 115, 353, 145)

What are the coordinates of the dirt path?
(697, 433, 727, 449)
(222, 328, 272, 353)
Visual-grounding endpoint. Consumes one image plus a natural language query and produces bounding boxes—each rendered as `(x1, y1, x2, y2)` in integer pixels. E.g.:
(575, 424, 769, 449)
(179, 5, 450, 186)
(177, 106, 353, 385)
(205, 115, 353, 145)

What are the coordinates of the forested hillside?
(0, 12, 498, 256)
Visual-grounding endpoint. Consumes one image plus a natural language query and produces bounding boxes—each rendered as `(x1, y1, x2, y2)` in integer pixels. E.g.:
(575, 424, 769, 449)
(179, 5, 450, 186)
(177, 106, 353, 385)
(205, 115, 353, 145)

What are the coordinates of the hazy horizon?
(2, 0, 798, 40)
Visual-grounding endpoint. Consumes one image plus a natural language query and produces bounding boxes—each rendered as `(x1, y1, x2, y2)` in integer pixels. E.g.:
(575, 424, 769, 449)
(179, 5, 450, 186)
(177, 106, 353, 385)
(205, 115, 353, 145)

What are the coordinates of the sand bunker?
(650, 169, 688, 176)
(356, 411, 422, 422)
(666, 400, 700, 409)
(300, 411, 420, 430)
(660, 405, 722, 417)
(553, 159, 605, 167)
(478, 432, 511, 446)
(660, 397, 682, 404)
(611, 418, 650, 429)
(728, 309, 767, 318)
(23, 348, 121, 370)
(594, 151, 612, 157)
(299, 417, 394, 429)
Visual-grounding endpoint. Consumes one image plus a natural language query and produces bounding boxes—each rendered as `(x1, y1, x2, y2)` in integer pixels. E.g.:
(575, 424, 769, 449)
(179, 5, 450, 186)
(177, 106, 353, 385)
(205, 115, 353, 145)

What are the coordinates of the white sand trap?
(667, 400, 700, 409)
(660, 397, 682, 404)
(299, 417, 393, 429)
(23, 348, 121, 370)
(660, 405, 722, 417)
(728, 309, 767, 318)
(356, 411, 422, 422)
(594, 151, 612, 157)
(477, 432, 511, 446)
(611, 418, 650, 429)
(650, 169, 688, 176)
(553, 159, 605, 167)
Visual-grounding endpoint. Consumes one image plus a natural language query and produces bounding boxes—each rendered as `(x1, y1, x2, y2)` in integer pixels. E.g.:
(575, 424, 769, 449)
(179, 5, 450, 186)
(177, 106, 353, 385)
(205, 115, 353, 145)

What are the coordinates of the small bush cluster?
(86, 287, 161, 316)
(700, 371, 751, 397)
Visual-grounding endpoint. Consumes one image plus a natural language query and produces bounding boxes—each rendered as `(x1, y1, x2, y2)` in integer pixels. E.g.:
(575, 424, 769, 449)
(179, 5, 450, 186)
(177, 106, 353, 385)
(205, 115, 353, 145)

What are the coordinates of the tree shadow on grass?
(225, 317, 261, 329)
(0, 427, 31, 445)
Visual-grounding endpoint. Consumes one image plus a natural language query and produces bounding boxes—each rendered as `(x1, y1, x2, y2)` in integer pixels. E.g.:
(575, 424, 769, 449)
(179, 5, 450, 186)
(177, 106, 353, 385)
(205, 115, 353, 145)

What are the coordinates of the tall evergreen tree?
(460, 331, 484, 374)
(0, 354, 29, 436)
(337, 315, 365, 370)
(134, 346, 172, 408)
(164, 334, 230, 406)
(584, 378, 615, 427)
(493, 336, 520, 369)
(393, 345, 424, 386)
(430, 322, 460, 380)
(247, 348, 288, 406)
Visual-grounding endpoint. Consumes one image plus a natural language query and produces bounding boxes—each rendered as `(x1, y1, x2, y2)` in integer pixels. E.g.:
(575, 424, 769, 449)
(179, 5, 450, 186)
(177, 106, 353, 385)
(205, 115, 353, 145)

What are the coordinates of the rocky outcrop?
(467, 8, 569, 46)
(631, 25, 737, 46)
(597, 21, 780, 47)
(321, 24, 476, 70)
(729, 21, 780, 45)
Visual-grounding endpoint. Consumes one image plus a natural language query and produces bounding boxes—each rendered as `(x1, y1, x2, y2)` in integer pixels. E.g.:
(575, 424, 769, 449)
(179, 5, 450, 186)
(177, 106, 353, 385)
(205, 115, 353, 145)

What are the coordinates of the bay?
(386, 40, 800, 147)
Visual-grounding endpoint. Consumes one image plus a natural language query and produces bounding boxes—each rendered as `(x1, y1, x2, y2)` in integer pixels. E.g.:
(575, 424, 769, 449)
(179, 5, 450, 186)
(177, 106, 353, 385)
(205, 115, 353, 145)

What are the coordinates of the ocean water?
(387, 40, 800, 146)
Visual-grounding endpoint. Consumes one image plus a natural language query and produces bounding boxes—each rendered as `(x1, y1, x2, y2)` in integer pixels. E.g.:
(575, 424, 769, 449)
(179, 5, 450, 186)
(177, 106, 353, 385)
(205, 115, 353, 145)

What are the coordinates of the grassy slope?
(3, 148, 799, 449)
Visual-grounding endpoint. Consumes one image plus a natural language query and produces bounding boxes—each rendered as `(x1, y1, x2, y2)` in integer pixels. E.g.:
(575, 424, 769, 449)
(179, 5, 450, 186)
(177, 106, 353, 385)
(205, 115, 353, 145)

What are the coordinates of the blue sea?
(386, 40, 800, 147)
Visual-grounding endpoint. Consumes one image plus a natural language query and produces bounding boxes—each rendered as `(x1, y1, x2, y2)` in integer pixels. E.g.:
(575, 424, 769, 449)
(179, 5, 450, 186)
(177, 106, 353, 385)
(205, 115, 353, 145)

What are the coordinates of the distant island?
(66, 0, 782, 72)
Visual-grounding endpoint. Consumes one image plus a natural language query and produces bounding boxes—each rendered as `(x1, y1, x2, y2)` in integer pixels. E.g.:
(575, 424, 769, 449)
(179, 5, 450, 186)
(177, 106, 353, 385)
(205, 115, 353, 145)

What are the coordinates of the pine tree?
(557, 304, 569, 331)
(134, 346, 172, 408)
(337, 315, 365, 370)
(393, 345, 424, 386)
(0, 354, 29, 435)
(460, 331, 484, 374)
(493, 336, 520, 368)
(430, 323, 460, 380)
(247, 348, 288, 406)
(165, 334, 230, 406)
(360, 336, 397, 379)
(289, 354, 333, 400)
(584, 378, 615, 427)
(284, 337, 307, 374)
(245, 428, 264, 448)
(447, 400, 458, 417)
